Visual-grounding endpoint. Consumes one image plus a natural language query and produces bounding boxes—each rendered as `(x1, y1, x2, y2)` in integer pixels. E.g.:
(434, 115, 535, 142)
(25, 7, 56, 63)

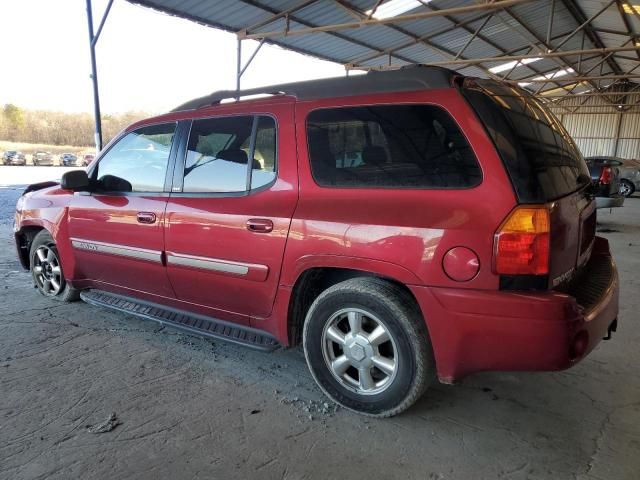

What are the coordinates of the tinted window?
(463, 80, 590, 202)
(307, 105, 480, 188)
(248, 117, 277, 189)
(95, 123, 175, 192)
(183, 115, 276, 193)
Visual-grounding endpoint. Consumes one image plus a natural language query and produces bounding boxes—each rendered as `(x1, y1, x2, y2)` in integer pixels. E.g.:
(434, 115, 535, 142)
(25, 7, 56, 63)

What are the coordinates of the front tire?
(30, 230, 80, 302)
(303, 278, 434, 417)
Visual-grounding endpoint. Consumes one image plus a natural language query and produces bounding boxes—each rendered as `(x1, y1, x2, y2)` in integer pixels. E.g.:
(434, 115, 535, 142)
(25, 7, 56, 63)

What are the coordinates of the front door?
(67, 122, 178, 298)
(164, 103, 297, 322)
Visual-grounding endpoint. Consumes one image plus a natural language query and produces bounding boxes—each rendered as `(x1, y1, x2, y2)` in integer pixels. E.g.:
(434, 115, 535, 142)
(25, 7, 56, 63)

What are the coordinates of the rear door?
(67, 122, 178, 297)
(164, 102, 297, 322)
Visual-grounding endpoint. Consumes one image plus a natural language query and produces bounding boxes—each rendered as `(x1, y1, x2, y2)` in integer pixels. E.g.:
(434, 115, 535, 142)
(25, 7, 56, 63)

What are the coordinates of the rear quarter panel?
(283, 88, 516, 290)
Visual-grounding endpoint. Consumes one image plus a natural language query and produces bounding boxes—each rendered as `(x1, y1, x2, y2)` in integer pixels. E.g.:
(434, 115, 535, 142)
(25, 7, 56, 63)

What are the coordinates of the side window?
(182, 115, 277, 193)
(243, 116, 277, 189)
(95, 123, 176, 192)
(306, 105, 481, 188)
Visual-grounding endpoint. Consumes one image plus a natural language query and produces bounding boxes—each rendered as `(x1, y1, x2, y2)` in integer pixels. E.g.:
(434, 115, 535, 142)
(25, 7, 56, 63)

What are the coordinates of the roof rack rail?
(172, 88, 289, 112)
(172, 65, 457, 112)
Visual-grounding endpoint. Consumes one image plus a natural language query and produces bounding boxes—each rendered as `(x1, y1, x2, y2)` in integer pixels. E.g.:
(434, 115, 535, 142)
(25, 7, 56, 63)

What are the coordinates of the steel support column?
(235, 38, 266, 99)
(613, 111, 623, 156)
(236, 38, 242, 100)
(85, 0, 113, 152)
(86, 0, 102, 151)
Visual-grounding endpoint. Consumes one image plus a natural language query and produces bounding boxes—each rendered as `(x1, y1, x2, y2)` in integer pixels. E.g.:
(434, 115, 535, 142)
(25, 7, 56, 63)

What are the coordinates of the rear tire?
(29, 230, 80, 302)
(303, 278, 434, 417)
(620, 179, 635, 197)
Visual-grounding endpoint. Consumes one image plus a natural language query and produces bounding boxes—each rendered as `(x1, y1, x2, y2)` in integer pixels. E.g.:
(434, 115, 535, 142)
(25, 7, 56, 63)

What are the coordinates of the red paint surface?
(14, 86, 619, 382)
(442, 246, 480, 282)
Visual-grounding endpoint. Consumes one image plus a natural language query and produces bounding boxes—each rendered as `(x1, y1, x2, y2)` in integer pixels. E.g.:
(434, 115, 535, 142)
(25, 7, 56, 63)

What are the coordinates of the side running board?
(80, 289, 280, 351)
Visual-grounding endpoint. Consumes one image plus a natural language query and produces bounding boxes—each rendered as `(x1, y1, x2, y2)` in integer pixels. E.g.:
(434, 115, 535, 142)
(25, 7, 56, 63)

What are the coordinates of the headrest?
(217, 149, 248, 164)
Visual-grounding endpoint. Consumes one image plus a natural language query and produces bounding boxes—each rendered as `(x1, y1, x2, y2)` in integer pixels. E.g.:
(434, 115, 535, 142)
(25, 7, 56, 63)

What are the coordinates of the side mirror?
(60, 170, 90, 191)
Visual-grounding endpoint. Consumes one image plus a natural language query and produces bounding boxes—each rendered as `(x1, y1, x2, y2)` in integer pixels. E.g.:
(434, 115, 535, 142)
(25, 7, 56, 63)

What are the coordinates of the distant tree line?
(0, 104, 149, 147)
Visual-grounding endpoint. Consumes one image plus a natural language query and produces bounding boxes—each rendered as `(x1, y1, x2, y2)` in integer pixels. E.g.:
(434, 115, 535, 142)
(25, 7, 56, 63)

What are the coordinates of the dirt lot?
(0, 182, 639, 479)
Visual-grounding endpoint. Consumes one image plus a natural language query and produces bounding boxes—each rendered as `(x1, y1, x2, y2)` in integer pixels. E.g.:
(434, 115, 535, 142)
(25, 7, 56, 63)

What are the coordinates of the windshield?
(462, 79, 590, 202)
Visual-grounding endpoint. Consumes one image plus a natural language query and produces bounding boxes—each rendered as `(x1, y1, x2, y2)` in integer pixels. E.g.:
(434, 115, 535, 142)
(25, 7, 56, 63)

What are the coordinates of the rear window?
(306, 105, 481, 189)
(462, 79, 590, 202)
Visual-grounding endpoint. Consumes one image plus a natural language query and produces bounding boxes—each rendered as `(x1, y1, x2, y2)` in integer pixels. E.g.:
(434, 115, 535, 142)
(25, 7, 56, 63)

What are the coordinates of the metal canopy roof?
(127, 0, 640, 100)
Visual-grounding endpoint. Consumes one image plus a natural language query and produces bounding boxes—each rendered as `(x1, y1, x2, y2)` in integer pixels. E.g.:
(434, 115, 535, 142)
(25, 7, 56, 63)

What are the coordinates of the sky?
(0, 0, 346, 114)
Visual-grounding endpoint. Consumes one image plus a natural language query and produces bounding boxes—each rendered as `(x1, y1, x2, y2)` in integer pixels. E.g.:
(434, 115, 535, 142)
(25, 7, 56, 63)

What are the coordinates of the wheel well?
(15, 226, 45, 269)
(287, 267, 420, 346)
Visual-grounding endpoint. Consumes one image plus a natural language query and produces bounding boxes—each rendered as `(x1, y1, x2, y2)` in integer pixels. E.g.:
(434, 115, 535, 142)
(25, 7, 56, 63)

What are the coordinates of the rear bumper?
(411, 236, 619, 383)
(596, 195, 624, 208)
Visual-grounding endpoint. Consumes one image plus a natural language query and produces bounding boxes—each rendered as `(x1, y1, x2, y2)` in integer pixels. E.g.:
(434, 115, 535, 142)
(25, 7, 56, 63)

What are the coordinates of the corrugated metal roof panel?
(335, 24, 415, 52)
(428, 29, 502, 58)
(504, 1, 580, 41)
(392, 43, 454, 64)
(129, 0, 639, 90)
(586, 2, 627, 32)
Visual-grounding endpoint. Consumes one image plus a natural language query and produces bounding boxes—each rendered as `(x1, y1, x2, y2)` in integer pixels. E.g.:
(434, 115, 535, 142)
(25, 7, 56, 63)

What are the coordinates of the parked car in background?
(618, 159, 640, 197)
(32, 151, 54, 166)
(14, 67, 619, 417)
(82, 154, 95, 166)
(2, 151, 26, 166)
(585, 156, 625, 208)
(60, 153, 79, 166)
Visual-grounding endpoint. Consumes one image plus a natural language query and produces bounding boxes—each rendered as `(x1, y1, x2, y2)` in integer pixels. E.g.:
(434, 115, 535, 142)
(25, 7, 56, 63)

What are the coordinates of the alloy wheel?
(321, 308, 398, 395)
(33, 245, 63, 296)
(619, 181, 632, 197)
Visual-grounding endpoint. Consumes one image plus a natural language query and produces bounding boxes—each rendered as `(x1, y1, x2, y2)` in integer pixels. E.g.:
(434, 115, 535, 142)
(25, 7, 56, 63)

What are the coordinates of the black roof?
(173, 66, 456, 112)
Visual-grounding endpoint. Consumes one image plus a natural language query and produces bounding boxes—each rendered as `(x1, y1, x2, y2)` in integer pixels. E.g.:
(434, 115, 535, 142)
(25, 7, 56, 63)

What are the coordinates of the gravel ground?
(0, 187, 23, 227)
(0, 181, 639, 479)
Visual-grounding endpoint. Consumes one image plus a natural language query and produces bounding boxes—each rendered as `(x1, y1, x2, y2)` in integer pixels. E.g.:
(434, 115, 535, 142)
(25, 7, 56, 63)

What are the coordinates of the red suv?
(14, 67, 619, 417)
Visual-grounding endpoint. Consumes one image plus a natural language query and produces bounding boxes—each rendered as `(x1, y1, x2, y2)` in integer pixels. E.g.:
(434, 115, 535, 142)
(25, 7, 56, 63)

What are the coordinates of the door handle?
(246, 218, 273, 233)
(137, 212, 157, 224)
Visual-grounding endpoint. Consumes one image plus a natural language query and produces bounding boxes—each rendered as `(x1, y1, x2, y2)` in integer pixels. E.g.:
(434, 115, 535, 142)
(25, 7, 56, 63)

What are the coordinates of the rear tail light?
(494, 206, 550, 275)
(599, 167, 613, 185)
